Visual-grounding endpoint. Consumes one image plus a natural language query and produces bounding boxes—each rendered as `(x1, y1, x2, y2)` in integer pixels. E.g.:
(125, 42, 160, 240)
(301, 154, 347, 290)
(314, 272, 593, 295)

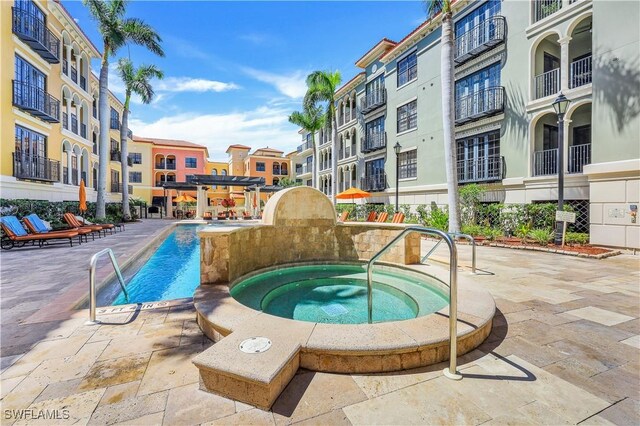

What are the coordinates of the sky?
(64, 0, 429, 161)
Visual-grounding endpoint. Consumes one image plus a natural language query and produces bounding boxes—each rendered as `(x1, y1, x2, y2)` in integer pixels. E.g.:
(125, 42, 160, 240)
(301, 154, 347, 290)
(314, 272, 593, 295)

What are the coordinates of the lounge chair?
(391, 213, 405, 223)
(376, 212, 389, 223)
(338, 211, 349, 222)
(77, 216, 118, 233)
(24, 214, 93, 242)
(63, 213, 106, 238)
(366, 212, 377, 222)
(203, 212, 213, 220)
(0, 216, 79, 249)
(217, 212, 227, 220)
(242, 211, 252, 220)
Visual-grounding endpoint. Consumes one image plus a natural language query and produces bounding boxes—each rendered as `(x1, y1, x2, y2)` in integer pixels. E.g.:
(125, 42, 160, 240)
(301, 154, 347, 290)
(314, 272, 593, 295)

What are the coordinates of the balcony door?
(365, 158, 385, 182)
(15, 55, 45, 109)
(455, 1, 501, 53)
(457, 131, 500, 183)
(366, 75, 384, 105)
(455, 62, 501, 118)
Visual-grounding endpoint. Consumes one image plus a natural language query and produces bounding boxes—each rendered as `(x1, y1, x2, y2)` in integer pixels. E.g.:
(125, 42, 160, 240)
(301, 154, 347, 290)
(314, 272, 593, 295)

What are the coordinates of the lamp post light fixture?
(394, 142, 402, 213)
(552, 92, 571, 245)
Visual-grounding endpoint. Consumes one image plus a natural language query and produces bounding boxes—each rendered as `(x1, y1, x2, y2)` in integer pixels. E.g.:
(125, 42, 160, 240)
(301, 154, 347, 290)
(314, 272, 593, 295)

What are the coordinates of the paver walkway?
(0, 224, 638, 425)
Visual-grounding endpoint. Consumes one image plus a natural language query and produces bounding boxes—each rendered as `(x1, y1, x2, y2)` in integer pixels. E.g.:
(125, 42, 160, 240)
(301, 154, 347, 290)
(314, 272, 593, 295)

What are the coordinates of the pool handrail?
(87, 248, 128, 324)
(421, 231, 476, 274)
(366, 226, 462, 380)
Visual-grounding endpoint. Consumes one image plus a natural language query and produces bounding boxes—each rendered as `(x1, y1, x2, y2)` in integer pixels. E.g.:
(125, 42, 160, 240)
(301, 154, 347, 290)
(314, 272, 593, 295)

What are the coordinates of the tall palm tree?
(83, 0, 164, 218)
(288, 104, 325, 189)
(304, 71, 342, 203)
(426, 0, 461, 233)
(116, 59, 163, 220)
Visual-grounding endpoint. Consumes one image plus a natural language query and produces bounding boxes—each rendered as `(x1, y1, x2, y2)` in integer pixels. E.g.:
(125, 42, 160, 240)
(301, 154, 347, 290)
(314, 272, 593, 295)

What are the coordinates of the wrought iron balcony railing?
(110, 182, 133, 194)
(361, 173, 387, 192)
(297, 140, 314, 152)
(457, 155, 504, 183)
(455, 86, 505, 125)
(361, 132, 387, 153)
(533, 0, 562, 23)
(361, 88, 387, 114)
(12, 81, 60, 123)
(570, 55, 592, 88)
(533, 148, 558, 176)
(12, 153, 60, 182)
(454, 16, 506, 65)
(110, 150, 121, 162)
(338, 146, 353, 160)
(12, 7, 60, 63)
(534, 68, 560, 99)
(568, 143, 591, 174)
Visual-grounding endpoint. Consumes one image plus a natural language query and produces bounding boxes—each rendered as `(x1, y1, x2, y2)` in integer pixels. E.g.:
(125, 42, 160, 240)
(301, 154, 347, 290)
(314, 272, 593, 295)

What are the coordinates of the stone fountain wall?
(199, 187, 421, 285)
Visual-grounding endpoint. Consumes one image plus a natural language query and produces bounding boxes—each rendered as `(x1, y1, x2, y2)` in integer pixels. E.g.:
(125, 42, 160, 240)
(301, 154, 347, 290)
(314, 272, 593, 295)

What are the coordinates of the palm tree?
(116, 59, 163, 220)
(304, 71, 342, 203)
(83, 0, 164, 218)
(426, 0, 461, 233)
(288, 104, 325, 189)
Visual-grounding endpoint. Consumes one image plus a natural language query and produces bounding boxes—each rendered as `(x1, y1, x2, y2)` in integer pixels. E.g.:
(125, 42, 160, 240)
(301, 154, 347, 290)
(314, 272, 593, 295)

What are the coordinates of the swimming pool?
(110, 224, 202, 305)
(230, 263, 449, 324)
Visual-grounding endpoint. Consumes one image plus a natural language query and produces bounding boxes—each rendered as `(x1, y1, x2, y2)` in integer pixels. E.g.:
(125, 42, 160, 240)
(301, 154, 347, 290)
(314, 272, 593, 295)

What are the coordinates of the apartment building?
(204, 159, 230, 205)
(1, 0, 136, 204)
(296, 0, 639, 248)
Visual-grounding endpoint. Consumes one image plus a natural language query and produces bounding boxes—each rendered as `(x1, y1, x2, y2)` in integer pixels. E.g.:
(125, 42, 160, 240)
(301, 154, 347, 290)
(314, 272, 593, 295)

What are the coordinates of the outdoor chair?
(63, 213, 106, 237)
(24, 214, 93, 242)
(78, 216, 121, 232)
(338, 211, 349, 222)
(242, 211, 252, 220)
(0, 216, 80, 249)
(217, 212, 227, 220)
(366, 212, 377, 222)
(376, 212, 389, 223)
(391, 213, 405, 223)
(203, 212, 213, 220)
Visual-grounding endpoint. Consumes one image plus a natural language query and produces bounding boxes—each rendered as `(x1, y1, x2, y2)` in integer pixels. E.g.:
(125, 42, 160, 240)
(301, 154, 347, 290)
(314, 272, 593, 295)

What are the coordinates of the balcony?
(534, 68, 560, 99)
(533, 148, 558, 176)
(361, 132, 387, 153)
(361, 88, 386, 114)
(457, 155, 504, 184)
(297, 140, 314, 152)
(12, 153, 60, 182)
(361, 173, 387, 192)
(111, 182, 133, 194)
(338, 146, 353, 160)
(568, 144, 591, 174)
(570, 55, 592, 89)
(533, 0, 562, 23)
(454, 16, 506, 65)
(12, 81, 60, 123)
(296, 163, 313, 175)
(455, 87, 505, 125)
(110, 150, 121, 162)
(11, 8, 60, 63)
(110, 118, 120, 130)
(155, 160, 177, 170)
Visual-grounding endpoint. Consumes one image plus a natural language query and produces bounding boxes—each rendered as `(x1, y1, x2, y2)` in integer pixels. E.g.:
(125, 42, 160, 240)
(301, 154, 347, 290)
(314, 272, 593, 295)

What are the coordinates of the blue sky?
(65, 1, 428, 161)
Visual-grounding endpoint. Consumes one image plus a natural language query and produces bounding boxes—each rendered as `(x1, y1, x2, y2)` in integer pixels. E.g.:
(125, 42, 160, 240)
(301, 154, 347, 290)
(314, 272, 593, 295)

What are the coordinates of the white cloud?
(242, 67, 308, 99)
(128, 106, 301, 161)
(156, 77, 239, 93)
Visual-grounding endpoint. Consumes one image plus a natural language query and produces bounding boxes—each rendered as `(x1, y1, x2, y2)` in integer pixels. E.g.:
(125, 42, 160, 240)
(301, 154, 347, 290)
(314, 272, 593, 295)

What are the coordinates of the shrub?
(459, 184, 485, 226)
(461, 224, 484, 237)
(483, 227, 503, 241)
(515, 223, 532, 243)
(529, 228, 553, 245)
(427, 205, 449, 231)
(566, 232, 589, 245)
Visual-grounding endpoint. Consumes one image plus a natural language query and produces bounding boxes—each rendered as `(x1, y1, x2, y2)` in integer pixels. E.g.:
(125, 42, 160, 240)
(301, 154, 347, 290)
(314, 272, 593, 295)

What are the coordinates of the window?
(129, 153, 142, 164)
(110, 108, 119, 129)
(573, 125, 591, 146)
(14, 55, 46, 111)
(398, 149, 417, 179)
(185, 157, 197, 168)
(14, 125, 46, 158)
(211, 169, 217, 175)
(455, 62, 501, 100)
(110, 139, 119, 152)
(397, 52, 417, 87)
(454, 0, 501, 37)
(456, 130, 501, 182)
(397, 100, 417, 133)
(129, 171, 142, 183)
(543, 124, 558, 150)
(256, 162, 265, 172)
(365, 75, 385, 107)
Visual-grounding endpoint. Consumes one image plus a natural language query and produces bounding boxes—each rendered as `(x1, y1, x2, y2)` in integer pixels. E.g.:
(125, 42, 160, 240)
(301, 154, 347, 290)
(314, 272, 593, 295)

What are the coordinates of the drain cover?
(239, 337, 272, 353)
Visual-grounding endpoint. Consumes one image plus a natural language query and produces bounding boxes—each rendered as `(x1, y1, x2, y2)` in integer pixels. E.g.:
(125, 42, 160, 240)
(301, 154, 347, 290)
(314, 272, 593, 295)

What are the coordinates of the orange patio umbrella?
(78, 179, 87, 213)
(336, 187, 371, 203)
(181, 194, 197, 203)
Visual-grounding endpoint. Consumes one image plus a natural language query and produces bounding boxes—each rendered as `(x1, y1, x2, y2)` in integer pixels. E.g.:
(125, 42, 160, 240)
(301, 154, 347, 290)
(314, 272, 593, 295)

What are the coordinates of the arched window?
(212, 169, 217, 175)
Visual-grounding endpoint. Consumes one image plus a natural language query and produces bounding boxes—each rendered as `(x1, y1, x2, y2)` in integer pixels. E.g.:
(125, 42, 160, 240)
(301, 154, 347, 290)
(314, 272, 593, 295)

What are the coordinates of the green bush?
(515, 223, 532, 242)
(461, 224, 484, 237)
(565, 232, 589, 245)
(459, 184, 485, 226)
(483, 227, 503, 241)
(0, 198, 133, 225)
(529, 228, 553, 245)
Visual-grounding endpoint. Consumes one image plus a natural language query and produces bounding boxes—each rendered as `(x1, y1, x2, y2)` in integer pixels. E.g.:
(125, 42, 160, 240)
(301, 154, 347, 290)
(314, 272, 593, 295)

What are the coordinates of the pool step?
(192, 313, 314, 410)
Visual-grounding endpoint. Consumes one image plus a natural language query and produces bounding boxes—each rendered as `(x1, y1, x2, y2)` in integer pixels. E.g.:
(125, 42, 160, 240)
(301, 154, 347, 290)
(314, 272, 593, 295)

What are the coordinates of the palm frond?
(424, 0, 449, 18)
(122, 18, 165, 57)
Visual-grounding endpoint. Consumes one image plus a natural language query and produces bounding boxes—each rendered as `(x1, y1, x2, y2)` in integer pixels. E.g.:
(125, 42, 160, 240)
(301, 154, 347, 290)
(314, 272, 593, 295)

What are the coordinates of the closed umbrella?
(78, 179, 87, 224)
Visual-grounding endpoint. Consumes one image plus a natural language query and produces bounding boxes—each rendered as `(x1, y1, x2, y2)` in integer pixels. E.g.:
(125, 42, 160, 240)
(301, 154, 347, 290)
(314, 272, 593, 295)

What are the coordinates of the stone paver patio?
(1, 220, 639, 425)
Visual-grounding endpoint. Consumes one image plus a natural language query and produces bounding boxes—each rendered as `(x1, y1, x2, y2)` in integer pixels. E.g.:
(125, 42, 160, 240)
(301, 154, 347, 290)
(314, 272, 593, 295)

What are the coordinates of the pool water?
(231, 264, 449, 324)
(111, 225, 202, 305)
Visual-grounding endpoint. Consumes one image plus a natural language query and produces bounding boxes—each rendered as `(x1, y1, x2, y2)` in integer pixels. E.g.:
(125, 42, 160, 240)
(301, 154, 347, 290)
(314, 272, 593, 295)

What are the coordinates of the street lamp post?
(552, 92, 571, 245)
(394, 142, 401, 213)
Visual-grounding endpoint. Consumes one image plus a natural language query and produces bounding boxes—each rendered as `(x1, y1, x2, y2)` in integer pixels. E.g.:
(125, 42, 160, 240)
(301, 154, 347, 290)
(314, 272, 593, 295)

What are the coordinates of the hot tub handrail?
(366, 226, 462, 380)
(421, 232, 476, 274)
(87, 248, 128, 324)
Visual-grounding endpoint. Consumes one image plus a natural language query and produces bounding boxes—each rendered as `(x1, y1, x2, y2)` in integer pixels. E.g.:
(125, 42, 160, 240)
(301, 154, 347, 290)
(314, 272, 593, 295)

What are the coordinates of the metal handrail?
(366, 226, 461, 379)
(421, 232, 477, 274)
(88, 248, 128, 324)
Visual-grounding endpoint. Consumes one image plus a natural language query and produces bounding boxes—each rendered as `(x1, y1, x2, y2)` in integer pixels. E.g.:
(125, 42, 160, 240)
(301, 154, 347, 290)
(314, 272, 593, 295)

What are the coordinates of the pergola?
(162, 175, 267, 219)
